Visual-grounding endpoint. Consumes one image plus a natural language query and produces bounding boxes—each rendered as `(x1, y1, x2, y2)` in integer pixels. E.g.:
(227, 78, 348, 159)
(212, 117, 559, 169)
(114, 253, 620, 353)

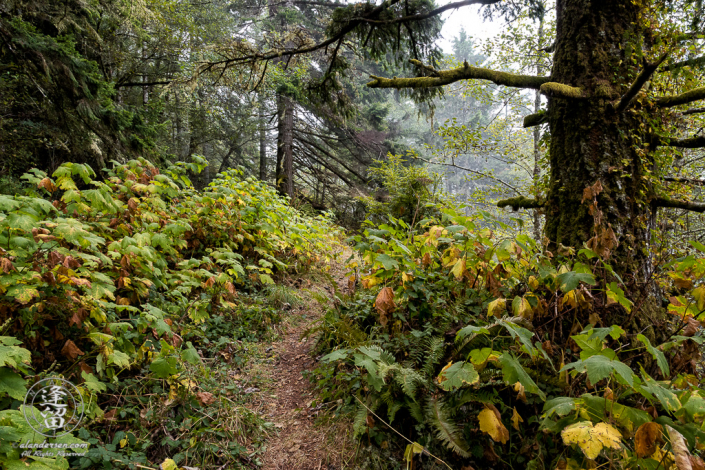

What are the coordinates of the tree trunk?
(276, 94, 294, 197)
(532, 14, 545, 241)
(546, 0, 650, 285)
(259, 95, 267, 181)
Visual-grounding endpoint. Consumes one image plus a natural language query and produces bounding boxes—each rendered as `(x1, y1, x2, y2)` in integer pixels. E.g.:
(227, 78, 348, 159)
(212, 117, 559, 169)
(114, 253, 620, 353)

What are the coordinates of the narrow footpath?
(252, 252, 354, 470)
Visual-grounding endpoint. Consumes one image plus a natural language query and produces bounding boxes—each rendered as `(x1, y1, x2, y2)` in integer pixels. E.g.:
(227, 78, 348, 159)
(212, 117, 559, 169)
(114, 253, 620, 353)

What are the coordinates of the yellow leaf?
(451, 258, 466, 280)
(160, 458, 179, 470)
(693, 286, 705, 311)
(561, 421, 622, 459)
(562, 290, 578, 309)
(119, 438, 127, 448)
(487, 298, 506, 318)
(478, 405, 509, 444)
(511, 407, 523, 431)
(514, 382, 527, 403)
(402, 272, 414, 285)
(528, 276, 539, 290)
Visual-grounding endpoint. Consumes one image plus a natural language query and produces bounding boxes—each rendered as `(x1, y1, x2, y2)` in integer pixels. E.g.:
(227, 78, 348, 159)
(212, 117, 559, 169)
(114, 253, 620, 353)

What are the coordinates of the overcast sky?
(438, 4, 504, 53)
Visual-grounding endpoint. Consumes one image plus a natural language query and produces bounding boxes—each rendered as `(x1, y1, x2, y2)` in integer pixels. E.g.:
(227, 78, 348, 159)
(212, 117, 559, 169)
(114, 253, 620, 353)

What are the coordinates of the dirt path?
(255, 254, 353, 470)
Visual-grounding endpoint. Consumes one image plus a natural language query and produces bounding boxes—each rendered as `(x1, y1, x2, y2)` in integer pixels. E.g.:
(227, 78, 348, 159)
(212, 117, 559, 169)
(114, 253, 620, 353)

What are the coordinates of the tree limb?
(655, 134, 705, 148)
(352, 0, 501, 25)
(539, 82, 586, 99)
(523, 110, 548, 128)
(663, 176, 705, 185)
(114, 81, 171, 88)
(367, 59, 550, 90)
(497, 197, 544, 210)
(413, 155, 523, 195)
(655, 86, 705, 107)
(661, 55, 705, 72)
(652, 196, 705, 212)
(682, 107, 705, 115)
(614, 53, 669, 113)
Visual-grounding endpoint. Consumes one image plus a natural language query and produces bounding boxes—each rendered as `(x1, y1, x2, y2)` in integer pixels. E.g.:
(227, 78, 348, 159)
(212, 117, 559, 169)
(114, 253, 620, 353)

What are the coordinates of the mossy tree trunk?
(544, 0, 651, 285)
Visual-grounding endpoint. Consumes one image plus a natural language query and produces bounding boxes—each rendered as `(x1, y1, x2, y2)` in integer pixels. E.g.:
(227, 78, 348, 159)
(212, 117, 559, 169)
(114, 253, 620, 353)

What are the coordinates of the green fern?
(426, 396, 471, 458)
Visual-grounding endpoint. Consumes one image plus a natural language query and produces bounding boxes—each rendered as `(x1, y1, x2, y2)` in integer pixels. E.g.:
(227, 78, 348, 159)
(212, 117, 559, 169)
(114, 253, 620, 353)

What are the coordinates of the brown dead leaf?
(0, 258, 14, 274)
(684, 317, 700, 337)
(375, 287, 395, 327)
(38, 177, 57, 192)
(667, 425, 693, 470)
(604, 387, 615, 401)
(196, 391, 216, 406)
(690, 455, 705, 470)
(103, 409, 117, 421)
(79, 362, 93, 375)
(61, 339, 84, 360)
(581, 180, 604, 204)
(422, 252, 432, 267)
(348, 275, 356, 293)
(366, 415, 375, 428)
(635, 422, 663, 458)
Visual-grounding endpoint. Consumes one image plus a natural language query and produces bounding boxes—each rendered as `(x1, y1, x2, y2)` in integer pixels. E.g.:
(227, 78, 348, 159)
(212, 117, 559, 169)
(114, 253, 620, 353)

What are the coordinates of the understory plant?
(310, 195, 705, 469)
(0, 157, 340, 468)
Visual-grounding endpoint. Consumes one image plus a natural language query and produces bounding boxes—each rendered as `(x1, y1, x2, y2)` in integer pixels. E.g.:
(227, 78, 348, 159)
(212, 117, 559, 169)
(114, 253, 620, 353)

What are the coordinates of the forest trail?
(251, 250, 354, 470)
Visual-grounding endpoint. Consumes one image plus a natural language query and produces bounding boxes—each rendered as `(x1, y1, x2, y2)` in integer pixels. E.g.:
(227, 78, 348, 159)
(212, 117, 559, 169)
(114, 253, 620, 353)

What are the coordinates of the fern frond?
(352, 402, 368, 438)
(391, 364, 426, 398)
(421, 336, 446, 379)
(426, 396, 471, 457)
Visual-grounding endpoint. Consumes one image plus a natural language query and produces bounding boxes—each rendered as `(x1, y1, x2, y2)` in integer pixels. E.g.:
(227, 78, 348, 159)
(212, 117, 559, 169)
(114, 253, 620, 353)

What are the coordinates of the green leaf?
(108, 350, 130, 368)
(498, 353, 546, 400)
(375, 254, 399, 270)
(555, 271, 596, 293)
(542, 397, 579, 419)
(437, 361, 479, 391)
(321, 349, 350, 362)
(637, 369, 681, 413)
(150, 357, 179, 378)
(81, 371, 107, 393)
(637, 334, 669, 377)
(0, 368, 26, 400)
(180, 342, 201, 365)
(561, 355, 634, 387)
(5, 285, 39, 305)
(606, 282, 633, 312)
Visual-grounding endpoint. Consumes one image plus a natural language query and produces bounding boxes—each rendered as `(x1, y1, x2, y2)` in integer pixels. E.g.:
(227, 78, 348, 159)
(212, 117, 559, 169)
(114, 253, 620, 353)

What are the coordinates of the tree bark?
(544, 0, 650, 284)
(532, 13, 545, 241)
(259, 94, 267, 181)
(276, 94, 294, 197)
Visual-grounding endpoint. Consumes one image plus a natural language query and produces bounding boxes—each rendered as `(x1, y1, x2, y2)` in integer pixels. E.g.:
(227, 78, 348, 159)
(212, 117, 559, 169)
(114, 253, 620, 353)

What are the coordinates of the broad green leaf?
(437, 361, 479, 391)
(6, 285, 39, 305)
(180, 343, 201, 365)
(375, 254, 399, 270)
(81, 372, 107, 393)
(498, 353, 546, 400)
(637, 334, 669, 377)
(149, 357, 179, 378)
(0, 368, 26, 400)
(638, 370, 681, 413)
(321, 349, 350, 362)
(555, 271, 596, 293)
(562, 355, 634, 387)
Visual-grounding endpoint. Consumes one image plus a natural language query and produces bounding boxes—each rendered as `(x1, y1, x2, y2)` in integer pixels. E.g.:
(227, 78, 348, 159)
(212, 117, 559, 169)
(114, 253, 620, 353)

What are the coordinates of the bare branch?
(614, 53, 669, 113)
(114, 81, 171, 88)
(655, 86, 705, 107)
(653, 196, 705, 212)
(367, 59, 550, 90)
(413, 155, 523, 195)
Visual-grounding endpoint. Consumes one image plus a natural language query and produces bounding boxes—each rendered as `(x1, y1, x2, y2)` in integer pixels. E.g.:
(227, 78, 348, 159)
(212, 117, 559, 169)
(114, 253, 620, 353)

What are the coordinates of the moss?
(656, 86, 705, 107)
(523, 111, 548, 128)
(367, 61, 550, 90)
(497, 197, 543, 210)
(540, 82, 586, 99)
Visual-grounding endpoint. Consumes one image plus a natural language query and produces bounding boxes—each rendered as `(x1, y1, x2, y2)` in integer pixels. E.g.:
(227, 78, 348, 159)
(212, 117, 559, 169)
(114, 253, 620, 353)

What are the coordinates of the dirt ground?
(254, 253, 356, 470)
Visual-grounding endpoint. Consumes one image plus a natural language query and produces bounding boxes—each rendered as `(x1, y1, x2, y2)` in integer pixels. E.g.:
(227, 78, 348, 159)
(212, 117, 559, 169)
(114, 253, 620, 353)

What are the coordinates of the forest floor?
(243, 250, 357, 470)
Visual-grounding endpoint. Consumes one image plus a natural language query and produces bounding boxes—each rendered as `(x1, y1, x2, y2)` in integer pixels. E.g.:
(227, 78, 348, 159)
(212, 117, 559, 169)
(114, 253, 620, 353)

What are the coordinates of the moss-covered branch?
(654, 134, 705, 148)
(682, 106, 705, 115)
(663, 176, 705, 185)
(661, 55, 705, 72)
(497, 197, 544, 211)
(539, 82, 586, 99)
(652, 196, 705, 212)
(614, 53, 668, 112)
(655, 86, 705, 107)
(367, 60, 550, 90)
(523, 110, 548, 128)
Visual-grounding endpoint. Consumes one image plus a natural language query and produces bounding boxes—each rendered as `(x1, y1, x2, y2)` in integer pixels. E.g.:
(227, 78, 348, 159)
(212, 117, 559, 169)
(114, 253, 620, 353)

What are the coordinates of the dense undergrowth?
(0, 157, 340, 469)
(308, 166, 705, 469)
